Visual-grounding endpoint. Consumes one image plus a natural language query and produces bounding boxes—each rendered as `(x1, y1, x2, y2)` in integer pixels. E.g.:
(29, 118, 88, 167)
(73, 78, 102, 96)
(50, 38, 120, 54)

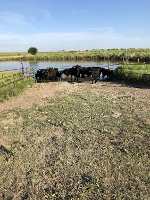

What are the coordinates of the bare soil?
(1, 80, 150, 112)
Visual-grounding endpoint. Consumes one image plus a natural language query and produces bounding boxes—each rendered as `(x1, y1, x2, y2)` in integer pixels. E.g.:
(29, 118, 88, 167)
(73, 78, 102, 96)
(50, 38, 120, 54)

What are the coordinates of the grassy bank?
(0, 83, 150, 199)
(0, 71, 35, 102)
(114, 64, 150, 85)
(0, 48, 150, 62)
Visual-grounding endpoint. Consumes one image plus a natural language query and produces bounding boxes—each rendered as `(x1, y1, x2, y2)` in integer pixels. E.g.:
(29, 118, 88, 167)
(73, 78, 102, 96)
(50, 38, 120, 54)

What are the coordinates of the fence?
(0, 61, 32, 95)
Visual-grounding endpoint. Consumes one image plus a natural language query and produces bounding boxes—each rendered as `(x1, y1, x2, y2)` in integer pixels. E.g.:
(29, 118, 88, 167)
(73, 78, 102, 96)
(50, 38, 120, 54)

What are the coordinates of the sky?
(0, 0, 150, 52)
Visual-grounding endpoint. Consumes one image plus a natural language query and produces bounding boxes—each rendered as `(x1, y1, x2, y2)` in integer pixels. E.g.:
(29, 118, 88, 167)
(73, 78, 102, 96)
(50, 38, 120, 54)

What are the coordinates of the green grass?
(0, 86, 150, 199)
(1, 48, 150, 61)
(114, 64, 150, 85)
(121, 64, 150, 74)
(0, 71, 35, 102)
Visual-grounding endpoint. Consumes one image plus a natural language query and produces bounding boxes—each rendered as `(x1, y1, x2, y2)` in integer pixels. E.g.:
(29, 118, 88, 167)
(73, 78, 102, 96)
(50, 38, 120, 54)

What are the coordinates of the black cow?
(86, 67, 92, 77)
(44, 68, 57, 81)
(90, 67, 102, 83)
(80, 67, 92, 78)
(53, 68, 64, 80)
(56, 70, 63, 81)
(63, 65, 81, 81)
(70, 65, 81, 81)
(63, 68, 72, 76)
(101, 68, 113, 81)
(35, 69, 48, 79)
(35, 68, 55, 79)
(56, 70, 63, 77)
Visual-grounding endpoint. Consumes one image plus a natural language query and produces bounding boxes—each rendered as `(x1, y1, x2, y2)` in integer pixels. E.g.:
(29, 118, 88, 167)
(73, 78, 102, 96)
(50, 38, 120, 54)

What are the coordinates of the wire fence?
(114, 61, 150, 84)
(0, 61, 32, 95)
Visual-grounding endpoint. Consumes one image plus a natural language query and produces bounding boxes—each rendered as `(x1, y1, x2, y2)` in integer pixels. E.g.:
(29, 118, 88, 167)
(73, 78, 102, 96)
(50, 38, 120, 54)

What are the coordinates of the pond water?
(0, 60, 121, 82)
(0, 60, 124, 82)
(3, 60, 145, 82)
(0, 60, 120, 72)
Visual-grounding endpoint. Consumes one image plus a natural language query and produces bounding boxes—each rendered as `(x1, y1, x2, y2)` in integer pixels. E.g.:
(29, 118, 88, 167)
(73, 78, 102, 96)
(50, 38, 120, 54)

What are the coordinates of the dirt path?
(0, 81, 150, 112)
(0, 82, 65, 111)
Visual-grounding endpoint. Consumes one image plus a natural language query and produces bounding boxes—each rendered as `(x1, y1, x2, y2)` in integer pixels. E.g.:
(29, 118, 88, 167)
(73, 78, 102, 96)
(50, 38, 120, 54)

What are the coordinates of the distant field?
(0, 48, 150, 62)
(0, 51, 61, 57)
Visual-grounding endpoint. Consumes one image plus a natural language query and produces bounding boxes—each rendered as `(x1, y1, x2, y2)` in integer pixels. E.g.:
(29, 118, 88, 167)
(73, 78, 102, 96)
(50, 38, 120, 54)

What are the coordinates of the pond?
(0, 60, 121, 82)
(0, 60, 121, 71)
(0, 60, 123, 82)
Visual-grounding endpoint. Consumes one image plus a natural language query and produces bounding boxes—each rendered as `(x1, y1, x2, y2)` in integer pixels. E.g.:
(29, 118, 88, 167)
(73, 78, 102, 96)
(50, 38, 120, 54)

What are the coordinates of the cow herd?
(35, 65, 113, 83)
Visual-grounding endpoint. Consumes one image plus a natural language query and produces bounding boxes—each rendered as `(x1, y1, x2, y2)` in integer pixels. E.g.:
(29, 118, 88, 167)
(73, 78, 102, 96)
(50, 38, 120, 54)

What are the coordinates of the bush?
(27, 47, 38, 55)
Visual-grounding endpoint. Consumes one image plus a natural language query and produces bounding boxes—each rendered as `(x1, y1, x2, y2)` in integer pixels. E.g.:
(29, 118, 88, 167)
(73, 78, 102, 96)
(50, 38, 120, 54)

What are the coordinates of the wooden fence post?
(108, 60, 110, 70)
(20, 60, 24, 74)
(13, 72, 16, 88)
(20, 60, 25, 82)
(30, 63, 32, 77)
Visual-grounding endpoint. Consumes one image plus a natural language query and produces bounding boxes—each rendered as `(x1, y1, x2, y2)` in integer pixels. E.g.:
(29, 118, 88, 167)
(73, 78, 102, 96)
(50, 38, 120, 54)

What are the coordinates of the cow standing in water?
(80, 67, 92, 78)
(71, 65, 81, 81)
(63, 65, 81, 82)
(45, 68, 58, 81)
(35, 69, 49, 79)
(90, 67, 102, 83)
(101, 68, 113, 81)
(56, 70, 63, 81)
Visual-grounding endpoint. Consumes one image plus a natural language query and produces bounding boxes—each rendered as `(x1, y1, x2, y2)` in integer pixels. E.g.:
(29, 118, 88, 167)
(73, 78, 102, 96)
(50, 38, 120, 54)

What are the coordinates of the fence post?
(30, 63, 32, 77)
(141, 62, 145, 76)
(13, 72, 16, 88)
(20, 60, 25, 82)
(20, 60, 24, 74)
(108, 60, 110, 70)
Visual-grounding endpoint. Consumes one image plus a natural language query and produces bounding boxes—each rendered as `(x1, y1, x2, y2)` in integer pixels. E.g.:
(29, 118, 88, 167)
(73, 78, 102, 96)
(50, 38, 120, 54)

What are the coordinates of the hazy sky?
(0, 0, 150, 52)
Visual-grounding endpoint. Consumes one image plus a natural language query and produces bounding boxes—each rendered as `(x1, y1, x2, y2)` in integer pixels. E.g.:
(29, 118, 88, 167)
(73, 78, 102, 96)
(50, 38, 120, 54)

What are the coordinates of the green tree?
(27, 47, 38, 55)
